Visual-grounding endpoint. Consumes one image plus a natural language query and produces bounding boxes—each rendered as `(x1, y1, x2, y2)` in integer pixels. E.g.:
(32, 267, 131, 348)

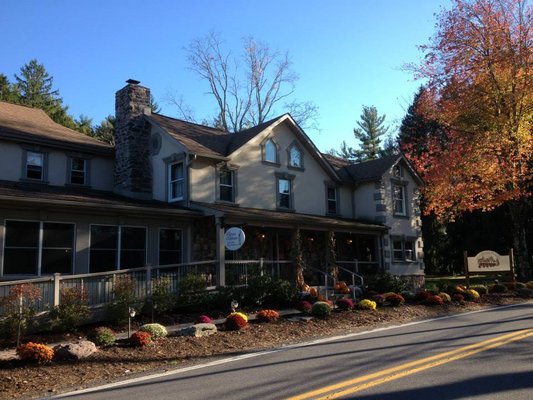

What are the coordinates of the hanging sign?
(224, 227, 246, 251)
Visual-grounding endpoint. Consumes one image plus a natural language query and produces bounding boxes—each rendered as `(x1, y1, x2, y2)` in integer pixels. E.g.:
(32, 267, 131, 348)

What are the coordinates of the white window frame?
(25, 151, 44, 181)
(218, 169, 235, 203)
(2, 219, 75, 276)
(326, 186, 338, 215)
(392, 238, 416, 262)
(168, 161, 185, 202)
(392, 184, 407, 216)
(69, 157, 87, 185)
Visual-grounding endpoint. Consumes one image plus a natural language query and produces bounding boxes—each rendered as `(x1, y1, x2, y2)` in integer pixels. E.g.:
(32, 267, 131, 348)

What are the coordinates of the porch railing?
(224, 259, 294, 286)
(0, 260, 217, 314)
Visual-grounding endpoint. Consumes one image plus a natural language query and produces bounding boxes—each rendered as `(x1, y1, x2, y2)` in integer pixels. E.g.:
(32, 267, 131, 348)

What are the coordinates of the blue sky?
(1, 0, 450, 152)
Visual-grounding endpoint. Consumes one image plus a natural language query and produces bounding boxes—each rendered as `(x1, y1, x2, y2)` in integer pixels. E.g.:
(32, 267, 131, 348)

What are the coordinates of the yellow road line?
(288, 328, 533, 400)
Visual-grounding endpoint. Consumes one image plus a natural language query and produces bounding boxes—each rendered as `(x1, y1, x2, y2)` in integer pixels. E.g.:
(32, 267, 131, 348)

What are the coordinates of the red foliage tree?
(407, 0, 532, 276)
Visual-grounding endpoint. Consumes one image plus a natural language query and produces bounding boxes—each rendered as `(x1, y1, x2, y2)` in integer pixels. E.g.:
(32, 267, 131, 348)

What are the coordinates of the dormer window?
(288, 142, 304, 169)
(261, 138, 279, 165)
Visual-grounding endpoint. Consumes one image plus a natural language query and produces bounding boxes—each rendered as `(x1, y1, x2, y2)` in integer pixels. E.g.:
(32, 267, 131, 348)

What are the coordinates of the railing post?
(215, 217, 226, 287)
(260, 258, 264, 276)
(53, 273, 61, 307)
(146, 264, 152, 299)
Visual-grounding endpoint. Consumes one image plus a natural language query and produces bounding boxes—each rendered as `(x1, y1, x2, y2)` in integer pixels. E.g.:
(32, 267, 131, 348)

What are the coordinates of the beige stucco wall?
(228, 122, 336, 215)
(353, 182, 378, 220)
(190, 158, 216, 203)
(0, 141, 22, 181)
(0, 139, 113, 190)
(151, 126, 189, 202)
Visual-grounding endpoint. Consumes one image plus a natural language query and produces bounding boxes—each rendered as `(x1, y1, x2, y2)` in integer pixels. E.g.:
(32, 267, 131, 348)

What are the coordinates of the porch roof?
(0, 180, 202, 218)
(191, 202, 388, 233)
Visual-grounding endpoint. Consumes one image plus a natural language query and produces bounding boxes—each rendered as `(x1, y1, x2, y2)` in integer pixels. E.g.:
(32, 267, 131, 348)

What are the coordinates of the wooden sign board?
(464, 249, 515, 286)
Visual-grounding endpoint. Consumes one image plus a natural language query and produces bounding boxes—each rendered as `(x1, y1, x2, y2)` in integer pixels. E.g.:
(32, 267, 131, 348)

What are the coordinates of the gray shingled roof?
(342, 155, 400, 182)
(0, 101, 113, 154)
(146, 113, 283, 157)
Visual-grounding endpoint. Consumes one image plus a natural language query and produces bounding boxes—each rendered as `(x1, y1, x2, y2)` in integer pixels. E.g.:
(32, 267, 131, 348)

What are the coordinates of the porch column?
(215, 217, 226, 287)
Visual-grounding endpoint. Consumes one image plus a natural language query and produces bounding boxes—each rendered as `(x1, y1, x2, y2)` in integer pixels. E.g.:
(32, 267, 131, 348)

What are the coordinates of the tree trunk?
(508, 200, 531, 279)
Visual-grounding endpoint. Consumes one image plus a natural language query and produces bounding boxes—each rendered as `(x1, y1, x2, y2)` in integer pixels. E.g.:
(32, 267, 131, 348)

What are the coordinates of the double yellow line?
(288, 328, 533, 400)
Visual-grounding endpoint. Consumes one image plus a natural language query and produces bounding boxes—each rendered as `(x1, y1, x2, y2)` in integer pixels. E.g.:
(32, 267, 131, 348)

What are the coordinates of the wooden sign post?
(464, 249, 515, 288)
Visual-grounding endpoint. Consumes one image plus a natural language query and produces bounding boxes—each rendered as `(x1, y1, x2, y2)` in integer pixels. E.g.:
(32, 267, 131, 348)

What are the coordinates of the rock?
(176, 323, 217, 337)
(53, 340, 97, 361)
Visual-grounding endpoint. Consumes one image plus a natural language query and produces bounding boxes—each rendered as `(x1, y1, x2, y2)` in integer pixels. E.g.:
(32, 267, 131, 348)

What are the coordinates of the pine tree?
(337, 105, 389, 162)
(0, 74, 20, 103)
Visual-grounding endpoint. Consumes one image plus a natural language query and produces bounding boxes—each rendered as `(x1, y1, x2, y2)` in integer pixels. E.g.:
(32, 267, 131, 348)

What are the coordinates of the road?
(54, 302, 533, 400)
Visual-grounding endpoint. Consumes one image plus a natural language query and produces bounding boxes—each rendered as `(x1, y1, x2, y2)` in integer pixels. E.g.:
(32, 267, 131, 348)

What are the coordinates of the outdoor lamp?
(231, 299, 239, 312)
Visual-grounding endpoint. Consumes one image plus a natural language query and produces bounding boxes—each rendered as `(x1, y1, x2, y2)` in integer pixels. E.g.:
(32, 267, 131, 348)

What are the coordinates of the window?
(3, 220, 74, 275)
(159, 229, 182, 265)
(263, 139, 278, 164)
(26, 151, 44, 180)
(70, 158, 87, 185)
(326, 187, 338, 214)
(392, 239, 416, 262)
(168, 162, 184, 201)
(278, 178, 292, 209)
(393, 184, 406, 216)
(218, 169, 234, 202)
(393, 164, 403, 178)
(89, 225, 146, 272)
(288, 144, 303, 168)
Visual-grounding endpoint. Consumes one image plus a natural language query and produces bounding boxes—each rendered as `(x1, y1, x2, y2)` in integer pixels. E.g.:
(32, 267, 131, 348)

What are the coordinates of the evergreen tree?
(0, 74, 19, 103)
(336, 105, 389, 162)
(13, 59, 79, 130)
(92, 115, 116, 145)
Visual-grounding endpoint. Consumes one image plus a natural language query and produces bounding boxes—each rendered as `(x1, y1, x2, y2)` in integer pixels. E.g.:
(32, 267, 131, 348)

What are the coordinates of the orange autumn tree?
(405, 0, 532, 276)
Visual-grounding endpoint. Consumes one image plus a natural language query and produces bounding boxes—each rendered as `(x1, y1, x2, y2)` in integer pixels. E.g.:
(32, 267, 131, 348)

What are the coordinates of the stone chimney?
(114, 79, 153, 199)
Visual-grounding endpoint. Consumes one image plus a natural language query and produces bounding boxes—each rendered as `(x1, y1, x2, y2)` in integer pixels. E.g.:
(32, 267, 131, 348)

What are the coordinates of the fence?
(0, 259, 297, 315)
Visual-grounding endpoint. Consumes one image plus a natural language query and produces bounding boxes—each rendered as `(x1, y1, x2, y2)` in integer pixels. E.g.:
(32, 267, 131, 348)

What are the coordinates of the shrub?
(296, 300, 313, 313)
(311, 301, 332, 317)
(244, 276, 299, 308)
(372, 294, 385, 307)
(107, 275, 138, 325)
(139, 323, 168, 339)
(401, 291, 415, 302)
(225, 312, 248, 330)
(464, 289, 480, 301)
(335, 298, 354, 311)
(438, 292, 452, 303)
(16, 342, 54, 363)
(415, 290, 432, 303)
(452, 293, 465, 303)
(0, 284, 41, 343)
(526, 281, 533, 289)
(516, 288, 533, 298)
(88, 327, 116, 346)
(358, 299, 377, 310)
(489, 283, 508, 293)
(48, 286, 90, 332)
(385, 293, 405, 306)
(515, 282, 527, 289)
(470, 285, 488, 295)
(146, 276, 175, 315)
(365, 272, 406, 293)
(130, 331, 152, 347)
(195, 315, 213, 324)
(425, 295, 444, 306)
(256, 309, 280, 322)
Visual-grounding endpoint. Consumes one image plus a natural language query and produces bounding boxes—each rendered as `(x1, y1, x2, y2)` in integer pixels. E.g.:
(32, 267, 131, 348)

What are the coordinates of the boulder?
(176, 323, 217, 337)
(53, 340, 97, 361)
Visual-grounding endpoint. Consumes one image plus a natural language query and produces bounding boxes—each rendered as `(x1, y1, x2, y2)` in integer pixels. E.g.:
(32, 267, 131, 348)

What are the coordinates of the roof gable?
(0, 101, 112, 154)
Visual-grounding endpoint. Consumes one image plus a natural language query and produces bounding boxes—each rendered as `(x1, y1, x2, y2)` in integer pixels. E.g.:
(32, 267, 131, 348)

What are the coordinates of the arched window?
(288, 143, 303, 168)
(264, 138, 278, 163)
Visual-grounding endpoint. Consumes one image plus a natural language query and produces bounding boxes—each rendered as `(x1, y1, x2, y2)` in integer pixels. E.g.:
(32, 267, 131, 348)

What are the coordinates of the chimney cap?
(126, 79, 140, 85)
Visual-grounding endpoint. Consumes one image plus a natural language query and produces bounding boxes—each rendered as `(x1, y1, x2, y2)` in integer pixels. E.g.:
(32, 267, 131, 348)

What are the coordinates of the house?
(0, 79, 424, 287)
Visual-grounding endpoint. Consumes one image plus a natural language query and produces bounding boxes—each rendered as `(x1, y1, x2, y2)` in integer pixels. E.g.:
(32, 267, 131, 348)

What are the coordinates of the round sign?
(224, 227, 246, 251)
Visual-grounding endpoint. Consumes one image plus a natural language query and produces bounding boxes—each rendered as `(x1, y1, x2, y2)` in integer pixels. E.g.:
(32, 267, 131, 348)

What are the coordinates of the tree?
(92, 115, 116, 145)
(411, 0, 532, 277)
(172, 32, 318, 132)
(0, 73, 19, 103)
(337, 105, 389, 162)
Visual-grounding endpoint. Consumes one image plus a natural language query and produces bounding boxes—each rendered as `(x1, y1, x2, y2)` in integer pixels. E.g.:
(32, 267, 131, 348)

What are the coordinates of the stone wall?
(114, 80, 153, 199)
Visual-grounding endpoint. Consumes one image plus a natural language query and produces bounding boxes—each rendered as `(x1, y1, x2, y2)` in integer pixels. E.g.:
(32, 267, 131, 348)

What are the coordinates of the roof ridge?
(150, 112, 229, 135)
